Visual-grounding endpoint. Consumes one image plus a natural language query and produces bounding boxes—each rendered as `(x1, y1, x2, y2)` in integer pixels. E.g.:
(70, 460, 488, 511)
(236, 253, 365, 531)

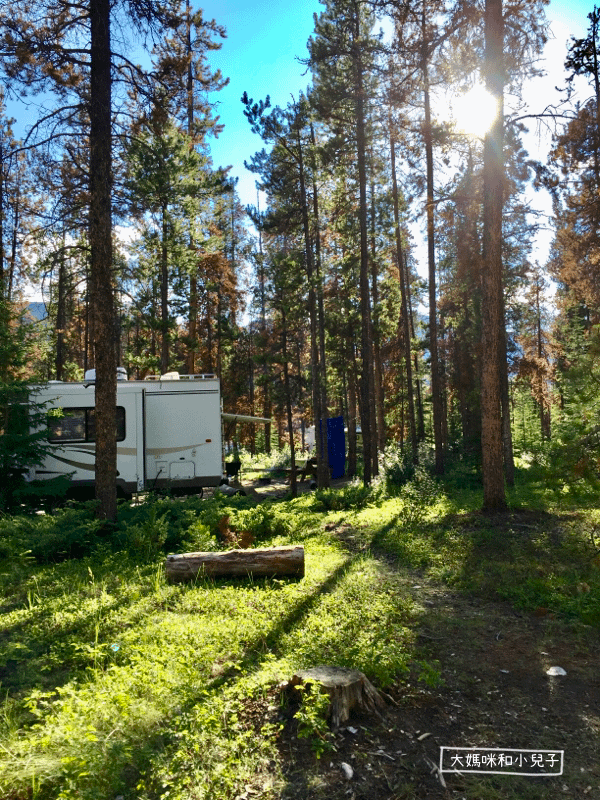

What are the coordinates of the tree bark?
(89, 0, 117, 522)
(165, 545, 305, 582)
(55, 238, 67, 381)
(390, 126, 417, 461)
(281, 304, 297, 498)
(500, 292, 515, 484)
(297, 123, 328, 487)
(310, 120, 330, 487)
(421, 8, 444, 475)
(354, 17, 374, 485)
(286, 666, 384, 728)
(481, 0, 508, 512)
(347, 338, 358, 477)
(370, 175, 384, 471)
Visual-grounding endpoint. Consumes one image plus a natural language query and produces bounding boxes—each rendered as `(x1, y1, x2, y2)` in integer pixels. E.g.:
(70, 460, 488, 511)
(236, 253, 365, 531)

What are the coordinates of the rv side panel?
(144, 387, 222, 489)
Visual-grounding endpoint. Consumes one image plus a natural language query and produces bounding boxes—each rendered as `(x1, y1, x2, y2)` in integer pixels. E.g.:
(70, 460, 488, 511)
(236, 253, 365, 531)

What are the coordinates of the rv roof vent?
(84, 368, 128, 382)
(160, 371, 180, 380)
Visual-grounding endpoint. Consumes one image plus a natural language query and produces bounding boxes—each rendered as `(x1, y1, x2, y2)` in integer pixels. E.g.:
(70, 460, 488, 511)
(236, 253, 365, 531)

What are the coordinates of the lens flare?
(451, 84, 500, 137)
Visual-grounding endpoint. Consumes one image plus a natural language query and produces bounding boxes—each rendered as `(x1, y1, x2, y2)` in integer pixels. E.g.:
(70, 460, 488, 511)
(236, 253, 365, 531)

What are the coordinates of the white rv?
(30, 372, 224, 497)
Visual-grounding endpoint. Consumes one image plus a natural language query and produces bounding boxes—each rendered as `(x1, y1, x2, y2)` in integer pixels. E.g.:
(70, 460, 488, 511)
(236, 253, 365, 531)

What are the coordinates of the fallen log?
(165, 545, 305, 583)
(285, 665, 385, 728)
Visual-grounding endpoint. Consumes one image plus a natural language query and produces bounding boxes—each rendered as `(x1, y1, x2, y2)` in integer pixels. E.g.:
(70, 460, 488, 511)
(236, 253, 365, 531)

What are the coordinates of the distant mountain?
(24, 302, 48, 321)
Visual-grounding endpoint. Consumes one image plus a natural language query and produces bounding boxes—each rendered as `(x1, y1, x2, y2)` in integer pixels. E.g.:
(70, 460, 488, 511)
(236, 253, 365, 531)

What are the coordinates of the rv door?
(135, 390, 145, 492)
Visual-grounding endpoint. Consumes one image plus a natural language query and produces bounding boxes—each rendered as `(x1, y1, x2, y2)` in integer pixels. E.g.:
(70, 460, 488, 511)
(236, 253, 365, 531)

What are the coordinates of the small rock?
(546, 666, 567, 676)
(341, 762, 354, 780)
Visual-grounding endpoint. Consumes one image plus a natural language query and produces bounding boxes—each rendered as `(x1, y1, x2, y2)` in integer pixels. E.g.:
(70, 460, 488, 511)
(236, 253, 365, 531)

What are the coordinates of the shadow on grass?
(1, 548, 359, 798)
(368, 501, 600, 625)
(0, 555, 188, 696)
(273, 509, 600, 800)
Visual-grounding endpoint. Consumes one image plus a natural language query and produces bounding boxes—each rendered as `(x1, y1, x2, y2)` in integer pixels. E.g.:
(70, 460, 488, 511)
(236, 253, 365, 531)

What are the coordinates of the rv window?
(48, 409, 86, 442)
(48, 407, 125, 443)
(86, 407, 126, 442)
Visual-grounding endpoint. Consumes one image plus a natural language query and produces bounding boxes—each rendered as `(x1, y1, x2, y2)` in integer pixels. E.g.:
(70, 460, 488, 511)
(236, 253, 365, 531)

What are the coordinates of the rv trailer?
(30, 372, 224, 497)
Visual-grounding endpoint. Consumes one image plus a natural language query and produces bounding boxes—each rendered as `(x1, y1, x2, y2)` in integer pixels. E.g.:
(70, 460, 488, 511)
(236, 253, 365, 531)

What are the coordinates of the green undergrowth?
(0, 462, 599, 798)
(0, 493, 417, 800)
(355, 459, 600, 626)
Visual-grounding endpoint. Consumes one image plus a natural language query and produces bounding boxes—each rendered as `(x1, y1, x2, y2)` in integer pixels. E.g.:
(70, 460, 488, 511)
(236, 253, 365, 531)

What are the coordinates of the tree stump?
(165, 545, 305, 582)
(286, 666, 385, 728)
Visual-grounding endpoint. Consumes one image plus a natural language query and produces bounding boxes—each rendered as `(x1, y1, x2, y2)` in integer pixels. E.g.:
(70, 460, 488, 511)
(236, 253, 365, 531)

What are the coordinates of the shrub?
(231, 503, 292, 541)
(313, 480, 377, 511)
(381, 442, 435, 494)
(398, 465, 439, 527)
(0, 502, 103, 562)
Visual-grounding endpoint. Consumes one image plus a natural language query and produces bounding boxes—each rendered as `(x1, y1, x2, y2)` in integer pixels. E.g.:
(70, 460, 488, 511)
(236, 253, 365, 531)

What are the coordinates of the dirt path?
(272, 542, 600, 799)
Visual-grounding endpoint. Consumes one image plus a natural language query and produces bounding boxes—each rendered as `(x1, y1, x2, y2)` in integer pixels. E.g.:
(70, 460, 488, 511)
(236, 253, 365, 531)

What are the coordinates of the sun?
(450, 84, 500, 138)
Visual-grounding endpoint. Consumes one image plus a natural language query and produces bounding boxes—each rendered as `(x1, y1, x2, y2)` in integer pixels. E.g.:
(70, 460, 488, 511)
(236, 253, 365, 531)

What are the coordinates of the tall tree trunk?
(55, 239, 66, 381)
(481, 0, 508, 511)
(281, 304, 297, 497)
(217, 292, 223, 376)
(309, 120, 330, 487)
(256, 200, 272, 454)
(370, 175, 384, 469)
(205, 294, 213, 373)
(422, 8, 444, 475)
(297, 126, 327, 486)
(187, 272, 198, 373)
(347, 339, 358, 478)
(406, 251, 426, 441)
(390, 127, 417, 461)
(89, 0, 117, 522)
(355, 20, 374, 485)
(160, 204, 169, 375)
(500, 293, 515, 484)
(186, 2, 198, 375)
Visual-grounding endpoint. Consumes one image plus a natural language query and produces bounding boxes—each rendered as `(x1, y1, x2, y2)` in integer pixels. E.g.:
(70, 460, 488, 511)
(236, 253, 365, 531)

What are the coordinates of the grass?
(0, 493, 418, 799)
(0, 456, 598, 798)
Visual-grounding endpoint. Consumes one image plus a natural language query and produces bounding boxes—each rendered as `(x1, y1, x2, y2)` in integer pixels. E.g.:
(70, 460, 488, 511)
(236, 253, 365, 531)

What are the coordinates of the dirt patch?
(239, 523, 600, 800)
(222, 475, 353, 500)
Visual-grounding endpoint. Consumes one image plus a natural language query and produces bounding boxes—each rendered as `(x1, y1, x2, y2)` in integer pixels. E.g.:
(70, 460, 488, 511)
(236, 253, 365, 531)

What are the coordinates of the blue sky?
(202, 0, 593, 210)
(8, 0, 597, 280)
(10, 0, 595, 213)
(199, 0, 322, 208)
(192, 0, 597, 278)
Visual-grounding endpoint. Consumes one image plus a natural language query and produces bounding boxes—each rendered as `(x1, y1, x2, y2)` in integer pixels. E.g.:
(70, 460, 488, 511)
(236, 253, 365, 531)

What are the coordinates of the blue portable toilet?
(326, 416, 345, 479)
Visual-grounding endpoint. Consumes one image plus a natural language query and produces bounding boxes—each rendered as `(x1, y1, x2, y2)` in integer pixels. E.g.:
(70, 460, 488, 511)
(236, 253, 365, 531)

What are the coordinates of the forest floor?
(238, 511, 600, 800)
(2, 475, 599, 800)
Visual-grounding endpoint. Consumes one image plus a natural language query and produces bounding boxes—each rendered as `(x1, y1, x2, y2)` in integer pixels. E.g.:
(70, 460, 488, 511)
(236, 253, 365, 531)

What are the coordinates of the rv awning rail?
(222, 413, 272, 425)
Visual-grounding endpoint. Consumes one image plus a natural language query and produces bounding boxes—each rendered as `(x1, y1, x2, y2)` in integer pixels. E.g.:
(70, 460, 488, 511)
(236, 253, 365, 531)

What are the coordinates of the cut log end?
(286, 665, 385, 728)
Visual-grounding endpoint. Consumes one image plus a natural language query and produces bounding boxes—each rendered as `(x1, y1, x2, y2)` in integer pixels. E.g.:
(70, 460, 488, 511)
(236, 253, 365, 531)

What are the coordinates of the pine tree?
(243, 92, 331, 485)
(0, 0, 186, 520)
(125, 119, 213, 374)
(308, 0, 385, 483)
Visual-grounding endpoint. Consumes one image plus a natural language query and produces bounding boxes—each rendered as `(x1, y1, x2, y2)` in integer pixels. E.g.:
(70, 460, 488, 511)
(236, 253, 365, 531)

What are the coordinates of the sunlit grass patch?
(2, 465, 599, 799)
(0, 505, 420, 800)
